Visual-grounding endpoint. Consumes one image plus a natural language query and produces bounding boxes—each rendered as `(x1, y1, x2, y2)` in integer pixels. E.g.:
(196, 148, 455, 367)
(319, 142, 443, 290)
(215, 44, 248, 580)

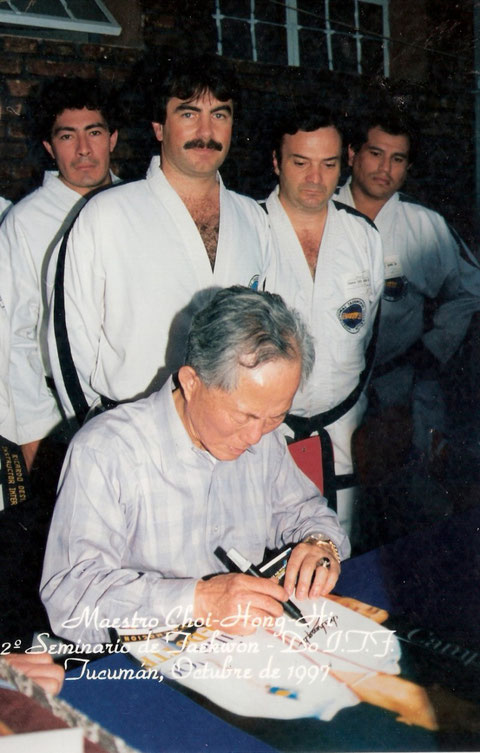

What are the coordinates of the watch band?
(303, 534, 341, 564)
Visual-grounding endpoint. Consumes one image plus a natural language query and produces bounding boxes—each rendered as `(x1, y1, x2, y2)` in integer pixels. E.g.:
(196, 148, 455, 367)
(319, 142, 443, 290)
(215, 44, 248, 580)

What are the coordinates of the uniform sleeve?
(267, 434, 351, 559)
(421, 221, 480, 364)
(47, 200, 105, 419)
(0, 215, 62, 444)
(0, 303, 17, 442)
(40, 441, 198, 644)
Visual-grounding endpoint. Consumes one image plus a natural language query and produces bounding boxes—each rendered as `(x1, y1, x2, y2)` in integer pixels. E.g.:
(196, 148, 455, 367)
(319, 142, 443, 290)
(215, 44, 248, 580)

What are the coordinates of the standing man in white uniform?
(0, 77, 119, 471)
(336, 111, 480, 459)
(264, 107, 384, 537)
(48, 55, 271, 423)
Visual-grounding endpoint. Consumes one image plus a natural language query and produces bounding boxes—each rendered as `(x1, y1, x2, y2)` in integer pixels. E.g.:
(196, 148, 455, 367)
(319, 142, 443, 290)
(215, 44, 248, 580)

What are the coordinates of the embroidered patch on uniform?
(248, 274, 259, 291)
(337, 298, 366, 333)
(383, 276, 408, 302)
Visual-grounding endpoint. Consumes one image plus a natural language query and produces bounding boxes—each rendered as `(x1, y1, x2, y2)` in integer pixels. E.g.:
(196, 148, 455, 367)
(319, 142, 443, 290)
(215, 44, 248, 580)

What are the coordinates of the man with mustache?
(263, 106, 384, 542)
(0, 77, 118, 471)
(48, 55, 271, 423)
(336, 109, 480, 465)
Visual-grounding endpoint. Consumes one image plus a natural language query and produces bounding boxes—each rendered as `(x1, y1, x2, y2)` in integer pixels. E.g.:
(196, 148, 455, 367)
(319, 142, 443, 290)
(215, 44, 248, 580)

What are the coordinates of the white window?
(0, 0, 121, 36)
(213, 0, 389, 76)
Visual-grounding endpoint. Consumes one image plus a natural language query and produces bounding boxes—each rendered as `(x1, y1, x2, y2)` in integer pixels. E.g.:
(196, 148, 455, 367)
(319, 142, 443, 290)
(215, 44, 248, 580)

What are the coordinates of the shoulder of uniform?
(225, 188, 271, 218)
(398, 191, 442, 215)
(332, 198, 378, 230)
(397, 191, 427, 208)
(397, 191, 449, 223)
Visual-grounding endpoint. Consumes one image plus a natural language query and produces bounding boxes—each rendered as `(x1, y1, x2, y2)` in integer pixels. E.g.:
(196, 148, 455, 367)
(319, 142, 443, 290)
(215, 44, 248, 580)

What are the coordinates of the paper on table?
(117, 594, 401, 721)
(0, 726, 83, 752)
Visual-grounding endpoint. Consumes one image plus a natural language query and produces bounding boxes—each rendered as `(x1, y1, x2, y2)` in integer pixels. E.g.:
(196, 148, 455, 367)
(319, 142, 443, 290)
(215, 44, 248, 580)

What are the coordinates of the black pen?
(225, 546, 307, 624)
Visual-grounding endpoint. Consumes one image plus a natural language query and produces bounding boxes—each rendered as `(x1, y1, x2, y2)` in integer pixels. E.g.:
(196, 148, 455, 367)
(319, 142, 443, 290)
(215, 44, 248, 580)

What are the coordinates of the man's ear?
(109, 129, 119, 153)
(177, 365, 200, 402)
(43, 140, 55, 161)
(347, 145, 356, 167)
(151, 122, 163, 143)
(272, 150, 280, 176)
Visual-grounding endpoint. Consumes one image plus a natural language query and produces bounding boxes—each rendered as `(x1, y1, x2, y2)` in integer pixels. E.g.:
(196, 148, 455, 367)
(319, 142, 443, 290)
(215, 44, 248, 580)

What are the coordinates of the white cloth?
(336, 180, 480, 367)
(0, 299, 16, 442)
(0, 197, 15, 440)
(40, 377, 349, 643)
(0, 197, 12, 224)
(0, 172, 114, 444)
(48, 156, 272, 419)
(264, 189, 384, 475)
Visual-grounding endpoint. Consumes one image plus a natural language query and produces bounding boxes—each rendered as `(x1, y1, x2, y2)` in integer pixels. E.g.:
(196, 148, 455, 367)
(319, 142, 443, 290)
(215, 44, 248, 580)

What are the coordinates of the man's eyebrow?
(175, 103, 233, 115)
(211, 104, 233, 115)
(367, 143, 409, 159)
(243, 410, 288, 420)
(289, 152, 339, 161)
(52, 122, 107, 135)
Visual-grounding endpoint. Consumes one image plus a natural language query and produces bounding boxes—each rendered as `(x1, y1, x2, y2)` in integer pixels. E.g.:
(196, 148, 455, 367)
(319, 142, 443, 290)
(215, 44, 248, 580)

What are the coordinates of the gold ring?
(318, 557, 331, 569)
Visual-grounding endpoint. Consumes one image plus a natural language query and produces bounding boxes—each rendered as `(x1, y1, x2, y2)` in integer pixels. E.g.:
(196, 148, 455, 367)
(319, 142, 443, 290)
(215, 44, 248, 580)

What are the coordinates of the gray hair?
(185, 286, 315, 391)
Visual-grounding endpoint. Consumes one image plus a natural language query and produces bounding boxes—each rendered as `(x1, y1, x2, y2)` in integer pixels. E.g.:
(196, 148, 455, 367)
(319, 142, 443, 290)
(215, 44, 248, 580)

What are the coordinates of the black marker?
(224, 546, 307, 624)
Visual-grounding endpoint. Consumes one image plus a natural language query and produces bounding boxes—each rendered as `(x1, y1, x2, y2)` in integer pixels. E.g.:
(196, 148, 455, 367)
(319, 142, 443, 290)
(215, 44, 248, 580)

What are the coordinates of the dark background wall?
(0, 0, 476, 245)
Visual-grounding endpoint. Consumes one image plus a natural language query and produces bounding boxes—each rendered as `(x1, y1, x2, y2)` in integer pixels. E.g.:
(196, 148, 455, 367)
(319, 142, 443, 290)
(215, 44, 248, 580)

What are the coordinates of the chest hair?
(185, 197, 220, 270)
(297, 228, 322, 279)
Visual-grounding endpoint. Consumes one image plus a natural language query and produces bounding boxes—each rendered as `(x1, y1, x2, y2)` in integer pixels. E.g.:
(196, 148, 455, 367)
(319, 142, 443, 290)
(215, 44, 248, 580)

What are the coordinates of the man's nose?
(196, 112, 213, 140)
(76, 133, 91, 155)
(241, 420, 265, 447)
(306, 165, 323, 184)
(378, 154, 390, 173)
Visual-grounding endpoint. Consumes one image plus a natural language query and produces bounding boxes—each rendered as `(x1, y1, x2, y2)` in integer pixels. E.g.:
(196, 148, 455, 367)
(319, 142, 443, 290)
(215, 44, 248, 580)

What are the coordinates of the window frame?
(0, 0, 121, 37)
(213, 0, 390, 76)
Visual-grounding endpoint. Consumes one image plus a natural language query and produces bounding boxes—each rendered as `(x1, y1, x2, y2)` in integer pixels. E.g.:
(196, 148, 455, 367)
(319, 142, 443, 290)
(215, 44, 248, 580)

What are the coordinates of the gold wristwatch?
(303, 533, 341, 564)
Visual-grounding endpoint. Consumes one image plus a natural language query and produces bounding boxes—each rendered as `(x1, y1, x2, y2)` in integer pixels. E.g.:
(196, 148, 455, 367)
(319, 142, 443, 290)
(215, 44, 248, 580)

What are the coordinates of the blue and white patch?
(248, 274, 259, 291)
(383, 276, 408, 302)
(337, 298, 366, 333)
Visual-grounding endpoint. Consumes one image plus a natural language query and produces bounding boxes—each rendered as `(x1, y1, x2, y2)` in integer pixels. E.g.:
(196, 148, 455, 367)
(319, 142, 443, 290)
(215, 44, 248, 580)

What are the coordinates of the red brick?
(0, 57, 22, 75)
(0, 162, 31, 181)
(6, 78, 35, 98)
(99, 67, 129, 84)
(148, 15, 175, 29)
(26, 59, 96, 77)
(7, 120, 27, 140)
(41, 42, 76, 58)
(81, 44, 112, 60)
(3, 37, 38, 54)
(0, 141, 26, 159)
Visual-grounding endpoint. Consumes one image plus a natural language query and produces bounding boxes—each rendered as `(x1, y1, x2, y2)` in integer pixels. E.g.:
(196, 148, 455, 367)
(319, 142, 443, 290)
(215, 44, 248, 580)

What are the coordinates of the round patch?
(383, 276, 408, 302)
(337, 298, 366, 333)
(248, 274, 259, 291)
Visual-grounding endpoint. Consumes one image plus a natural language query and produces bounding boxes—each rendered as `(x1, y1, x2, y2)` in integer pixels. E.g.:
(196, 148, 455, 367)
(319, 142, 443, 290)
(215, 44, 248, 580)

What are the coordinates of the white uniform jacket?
(264, 189, 384, 474)
(0, 197, 11, 224)
(0, 199, 14, 440)
(0, 172, 92, 444)
(336, 180, 480, 367)
(48, 156, 272, 419)
(0, 300, 16, 442)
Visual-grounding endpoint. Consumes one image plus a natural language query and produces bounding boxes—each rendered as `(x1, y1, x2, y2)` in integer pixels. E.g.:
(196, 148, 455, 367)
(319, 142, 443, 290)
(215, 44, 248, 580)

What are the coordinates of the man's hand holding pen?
(196, 537, 341, 635)
(194, 573, 289, 635)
